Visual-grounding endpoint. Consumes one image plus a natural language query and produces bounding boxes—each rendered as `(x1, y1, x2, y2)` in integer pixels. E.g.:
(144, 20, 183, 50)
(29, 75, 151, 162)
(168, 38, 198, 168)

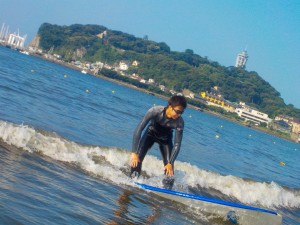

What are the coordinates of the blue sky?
(1, 0, 299, 108)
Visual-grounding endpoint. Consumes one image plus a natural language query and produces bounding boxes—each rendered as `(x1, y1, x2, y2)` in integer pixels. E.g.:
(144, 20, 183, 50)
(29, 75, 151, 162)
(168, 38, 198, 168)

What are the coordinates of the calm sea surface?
(0, 46, 299, 225)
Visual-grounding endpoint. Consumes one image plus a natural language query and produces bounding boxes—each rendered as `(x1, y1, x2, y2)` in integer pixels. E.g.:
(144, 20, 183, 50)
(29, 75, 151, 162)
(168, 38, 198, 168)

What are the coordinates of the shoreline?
(27, 52, 297, 144)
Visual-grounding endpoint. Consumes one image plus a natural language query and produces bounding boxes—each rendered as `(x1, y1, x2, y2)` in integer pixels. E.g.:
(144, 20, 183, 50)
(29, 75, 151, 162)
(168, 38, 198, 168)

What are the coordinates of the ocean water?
(0, 46, 299, 225)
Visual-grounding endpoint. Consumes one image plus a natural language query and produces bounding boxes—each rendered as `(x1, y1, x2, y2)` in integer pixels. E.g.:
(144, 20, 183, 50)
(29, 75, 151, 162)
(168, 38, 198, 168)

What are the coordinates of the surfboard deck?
(135, 182, 282, 225)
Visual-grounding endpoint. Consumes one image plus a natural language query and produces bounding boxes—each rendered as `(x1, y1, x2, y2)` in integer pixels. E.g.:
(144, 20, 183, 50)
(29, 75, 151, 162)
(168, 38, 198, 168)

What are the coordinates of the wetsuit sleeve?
(132, 107, 157, 154)
(169, 121, 184, 164)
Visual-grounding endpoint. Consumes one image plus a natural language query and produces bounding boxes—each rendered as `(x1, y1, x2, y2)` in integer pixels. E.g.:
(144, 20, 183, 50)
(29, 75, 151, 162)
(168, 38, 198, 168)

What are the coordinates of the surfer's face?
(166, 105, 184, 119)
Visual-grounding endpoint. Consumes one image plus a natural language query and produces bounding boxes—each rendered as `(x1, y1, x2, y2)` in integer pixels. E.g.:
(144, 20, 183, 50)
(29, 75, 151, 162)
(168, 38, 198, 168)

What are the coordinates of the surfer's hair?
(168, 95, 187, 109)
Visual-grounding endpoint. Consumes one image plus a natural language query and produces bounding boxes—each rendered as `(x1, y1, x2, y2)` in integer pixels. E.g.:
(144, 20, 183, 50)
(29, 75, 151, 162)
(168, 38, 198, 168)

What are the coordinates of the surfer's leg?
(130, 132, 155, 177)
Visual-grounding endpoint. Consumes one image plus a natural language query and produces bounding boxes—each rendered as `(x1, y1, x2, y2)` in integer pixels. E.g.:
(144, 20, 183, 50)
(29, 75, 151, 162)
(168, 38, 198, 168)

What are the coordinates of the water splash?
(0, 120, 299, 209)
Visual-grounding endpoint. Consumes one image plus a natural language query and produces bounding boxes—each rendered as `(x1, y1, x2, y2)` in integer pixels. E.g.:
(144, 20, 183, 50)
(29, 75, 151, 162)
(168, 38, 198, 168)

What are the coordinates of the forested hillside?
(37, 23, 299, 119)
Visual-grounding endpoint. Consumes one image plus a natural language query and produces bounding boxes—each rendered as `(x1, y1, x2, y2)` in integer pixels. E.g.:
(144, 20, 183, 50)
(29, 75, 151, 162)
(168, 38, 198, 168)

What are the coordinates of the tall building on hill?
(235, 50, 248, 68)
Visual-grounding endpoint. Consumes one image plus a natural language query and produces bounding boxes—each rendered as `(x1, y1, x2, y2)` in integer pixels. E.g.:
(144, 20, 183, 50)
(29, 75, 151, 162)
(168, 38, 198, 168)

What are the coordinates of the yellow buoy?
(215, 134, 220, 139)
(86, 89, 90, 93)
(280, 161, 285, 166)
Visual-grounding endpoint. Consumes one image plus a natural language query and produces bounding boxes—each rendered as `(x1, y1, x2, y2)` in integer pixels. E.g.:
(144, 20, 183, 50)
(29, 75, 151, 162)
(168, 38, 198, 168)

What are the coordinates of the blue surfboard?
(135, 182, 282, 225)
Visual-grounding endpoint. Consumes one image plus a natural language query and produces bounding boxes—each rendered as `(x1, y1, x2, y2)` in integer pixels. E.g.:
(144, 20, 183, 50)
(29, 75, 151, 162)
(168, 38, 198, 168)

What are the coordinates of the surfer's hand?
(164, 163, 174, 177)
(130, 153, 140, 168)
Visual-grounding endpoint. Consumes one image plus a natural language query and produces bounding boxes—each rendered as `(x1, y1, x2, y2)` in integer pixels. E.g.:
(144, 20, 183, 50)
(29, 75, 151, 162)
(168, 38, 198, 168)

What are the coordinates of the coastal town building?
(274, 115, 300, 142)
(235, 102, 272, 125)
(103, 64, 112, 70)
(53, 54, 61, 59)
(119, 61, 129, 71)
(200, 86, 236, 112)
(235, 51, 248, 68)
(169, 90, 176, 95)
(132, 60, 139, 66)
(159, 85, 166, 91)
(272, 120, 292, 133)
(148, 79, 155, 84)
(182, 89, 195, 99)
(131, 73, 140, 79)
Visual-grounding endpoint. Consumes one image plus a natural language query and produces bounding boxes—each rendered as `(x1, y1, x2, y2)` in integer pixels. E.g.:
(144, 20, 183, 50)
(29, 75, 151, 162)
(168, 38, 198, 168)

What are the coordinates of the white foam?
(175, 162, 300, 208)
(0, 120, 299, 209)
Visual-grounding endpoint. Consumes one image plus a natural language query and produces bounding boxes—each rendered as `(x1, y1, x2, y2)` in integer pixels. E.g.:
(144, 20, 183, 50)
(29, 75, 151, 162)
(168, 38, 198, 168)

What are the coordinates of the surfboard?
(135, 182, 282, 225)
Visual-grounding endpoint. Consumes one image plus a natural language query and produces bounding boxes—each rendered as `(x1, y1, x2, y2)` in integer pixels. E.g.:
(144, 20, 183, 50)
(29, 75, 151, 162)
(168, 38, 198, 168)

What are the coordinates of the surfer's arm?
(169, 126, 184, 165)
(132, 107, 157, 154)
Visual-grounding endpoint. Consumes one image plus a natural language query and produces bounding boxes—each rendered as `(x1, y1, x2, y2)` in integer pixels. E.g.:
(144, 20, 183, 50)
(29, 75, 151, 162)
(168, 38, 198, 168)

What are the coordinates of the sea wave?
(0, 120, 299, 209)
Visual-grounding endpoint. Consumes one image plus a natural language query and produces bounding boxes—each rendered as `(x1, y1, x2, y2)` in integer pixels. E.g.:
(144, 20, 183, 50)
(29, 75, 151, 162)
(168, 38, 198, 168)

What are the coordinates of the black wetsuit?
(131, 106, 184, 175)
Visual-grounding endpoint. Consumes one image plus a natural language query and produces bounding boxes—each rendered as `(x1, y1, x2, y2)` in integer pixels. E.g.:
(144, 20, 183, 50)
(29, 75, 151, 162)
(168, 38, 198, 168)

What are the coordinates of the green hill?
(37, 23, 299, 119)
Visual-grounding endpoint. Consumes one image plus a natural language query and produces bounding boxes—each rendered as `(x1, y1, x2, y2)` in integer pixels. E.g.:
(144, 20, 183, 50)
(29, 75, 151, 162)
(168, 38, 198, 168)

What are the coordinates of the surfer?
(130, 95, 187, 181)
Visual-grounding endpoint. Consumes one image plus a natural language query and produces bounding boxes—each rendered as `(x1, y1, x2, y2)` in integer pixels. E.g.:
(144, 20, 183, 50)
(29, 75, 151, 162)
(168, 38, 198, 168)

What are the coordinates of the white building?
(132, 60, 139, 66)
(235, 51, 248, 68)
(119, 61, 129, 71)
(148, 79, 155, 84)
(159, 85, 166, 91)
(7, 33, 27, 49)
(131, 73, 140, 79)
(182, 89, 195, 99)
(235, 102, 272, 125)
(169, 90, 176, 95)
